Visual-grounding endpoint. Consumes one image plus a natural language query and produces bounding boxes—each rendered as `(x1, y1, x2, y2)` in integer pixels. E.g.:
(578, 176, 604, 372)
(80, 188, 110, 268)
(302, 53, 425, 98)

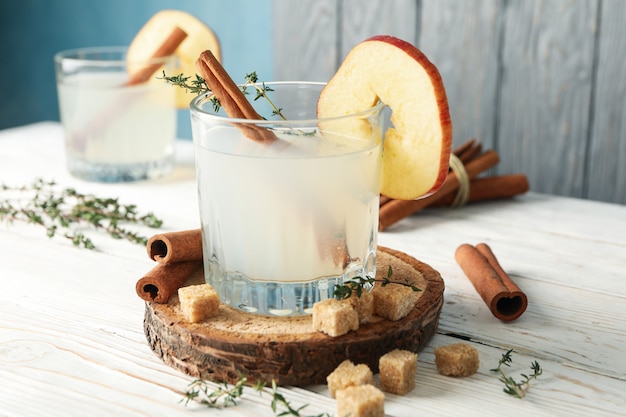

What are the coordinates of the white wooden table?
(1, 122, 624, 417)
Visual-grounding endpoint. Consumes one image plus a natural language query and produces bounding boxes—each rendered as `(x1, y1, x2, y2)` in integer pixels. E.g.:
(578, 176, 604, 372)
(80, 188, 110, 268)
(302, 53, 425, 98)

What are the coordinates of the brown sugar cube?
(372, 281, 419, 321)
(434, 343, 480, 377)
(327, 359, 375, 398)
(379, 349, 418, 395)
(349, 290, 374, 324)
(312, 298, 359, 337)
(178, 284, 220, 323)
(336, 384, 384, 417)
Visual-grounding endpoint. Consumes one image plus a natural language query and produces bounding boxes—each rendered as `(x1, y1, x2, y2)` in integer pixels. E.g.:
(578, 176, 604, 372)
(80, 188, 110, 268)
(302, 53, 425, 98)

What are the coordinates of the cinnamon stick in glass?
(70, 27, 187, 150)
(126, 26, 188, 86)
(195, 50, 277, 143)
(455, 243, 528, 321)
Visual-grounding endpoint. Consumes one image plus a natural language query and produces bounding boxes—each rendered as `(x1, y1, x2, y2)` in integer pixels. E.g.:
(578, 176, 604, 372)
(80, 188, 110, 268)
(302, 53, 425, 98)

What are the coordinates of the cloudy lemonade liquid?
(194, 125, 381, 316)
(57, 72, 176, 181)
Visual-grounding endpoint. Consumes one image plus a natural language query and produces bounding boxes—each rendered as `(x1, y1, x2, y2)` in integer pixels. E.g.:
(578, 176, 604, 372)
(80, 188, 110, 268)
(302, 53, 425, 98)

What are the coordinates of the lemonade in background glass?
(190, 82, 384, 316)
(54, 47, 177, 182)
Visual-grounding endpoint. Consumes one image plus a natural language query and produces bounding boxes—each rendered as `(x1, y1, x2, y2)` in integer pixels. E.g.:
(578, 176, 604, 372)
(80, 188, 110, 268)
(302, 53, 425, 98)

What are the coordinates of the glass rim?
(189, 81, 385, 125)
(54, 46, 175, 67)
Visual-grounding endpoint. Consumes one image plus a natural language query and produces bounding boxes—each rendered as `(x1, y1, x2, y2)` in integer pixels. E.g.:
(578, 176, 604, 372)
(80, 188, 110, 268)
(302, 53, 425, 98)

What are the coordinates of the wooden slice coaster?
(144, 246, 445, 386)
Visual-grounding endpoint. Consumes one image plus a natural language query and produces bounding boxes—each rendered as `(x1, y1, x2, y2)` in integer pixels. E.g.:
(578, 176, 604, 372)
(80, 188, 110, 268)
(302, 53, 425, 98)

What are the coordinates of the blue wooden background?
(0, 0, 273, 139)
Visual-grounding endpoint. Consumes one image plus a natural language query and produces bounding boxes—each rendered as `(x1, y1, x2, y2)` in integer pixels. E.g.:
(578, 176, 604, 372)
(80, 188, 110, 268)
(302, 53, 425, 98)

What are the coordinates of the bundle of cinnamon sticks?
(379, 139, 529, 231)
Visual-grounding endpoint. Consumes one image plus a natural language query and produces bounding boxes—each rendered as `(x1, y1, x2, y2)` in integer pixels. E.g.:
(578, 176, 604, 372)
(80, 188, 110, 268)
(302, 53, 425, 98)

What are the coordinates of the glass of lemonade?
(190, 82, 384, 316)
(54, 47, 177, 182)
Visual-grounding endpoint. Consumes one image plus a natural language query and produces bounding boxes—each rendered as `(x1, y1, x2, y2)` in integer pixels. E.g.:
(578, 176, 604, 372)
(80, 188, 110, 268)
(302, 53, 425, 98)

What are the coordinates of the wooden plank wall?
(273, 0, 626, 204)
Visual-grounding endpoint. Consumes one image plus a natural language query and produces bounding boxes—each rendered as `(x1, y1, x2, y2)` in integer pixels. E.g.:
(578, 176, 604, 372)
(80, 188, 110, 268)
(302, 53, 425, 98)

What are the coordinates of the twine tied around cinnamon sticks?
(448, 153, 471, 208)
(378, 139, 530, 231)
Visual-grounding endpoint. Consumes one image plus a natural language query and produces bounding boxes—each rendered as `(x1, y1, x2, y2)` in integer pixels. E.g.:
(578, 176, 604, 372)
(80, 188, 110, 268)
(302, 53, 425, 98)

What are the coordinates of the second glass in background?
(54, 46, 177, 182)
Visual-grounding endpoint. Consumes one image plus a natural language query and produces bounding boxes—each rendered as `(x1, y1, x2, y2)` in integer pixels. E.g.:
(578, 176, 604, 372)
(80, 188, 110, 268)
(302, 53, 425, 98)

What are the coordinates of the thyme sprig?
(242, 72, 286, 120)
(181, 377, 250, 408)
(491, 349, 543, 398)
(268, 380, 330, 417)
(182, 377, 330, 417)
(0, 178, 163, 250)
(333, 266, 421, 300)
(160, 70, 286, 120)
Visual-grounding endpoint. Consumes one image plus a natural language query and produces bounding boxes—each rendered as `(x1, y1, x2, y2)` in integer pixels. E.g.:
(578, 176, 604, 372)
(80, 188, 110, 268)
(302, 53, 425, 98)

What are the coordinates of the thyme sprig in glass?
(491, 349, 543, 398)
(333, 266, 421, 300)
(0, 178, 163, 250)
(160, 70, 286, 120)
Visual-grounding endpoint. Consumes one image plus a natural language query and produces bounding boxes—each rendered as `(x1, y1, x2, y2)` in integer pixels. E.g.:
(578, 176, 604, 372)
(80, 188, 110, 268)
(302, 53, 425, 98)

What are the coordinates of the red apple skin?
(318, 34, 453, 200)
(370, 35, 453, 198)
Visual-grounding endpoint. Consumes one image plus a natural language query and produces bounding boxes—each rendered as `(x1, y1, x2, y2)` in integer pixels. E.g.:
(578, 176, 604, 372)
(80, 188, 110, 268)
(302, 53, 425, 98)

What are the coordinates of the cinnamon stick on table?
(455, 243, 528, 321)
(136, 260, 202, 303)
(135, 229, 204, 303)
(147, 229, 203, 263)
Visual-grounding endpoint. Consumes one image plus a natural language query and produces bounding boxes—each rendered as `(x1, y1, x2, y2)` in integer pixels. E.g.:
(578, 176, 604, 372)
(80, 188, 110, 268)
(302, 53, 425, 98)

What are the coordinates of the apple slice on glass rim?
(317, 35, 453, 201)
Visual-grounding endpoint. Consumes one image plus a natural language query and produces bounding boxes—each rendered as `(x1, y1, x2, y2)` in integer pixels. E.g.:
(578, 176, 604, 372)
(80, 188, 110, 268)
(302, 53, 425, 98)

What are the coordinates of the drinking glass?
(190, 82, 384, 316)
(54, 46, 177, 182)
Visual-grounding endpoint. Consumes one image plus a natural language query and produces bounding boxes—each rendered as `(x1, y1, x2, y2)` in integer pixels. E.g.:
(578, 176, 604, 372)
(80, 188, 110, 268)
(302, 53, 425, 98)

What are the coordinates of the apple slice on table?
(317, 35, 452, 200)
(127, 9, 221, 108)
